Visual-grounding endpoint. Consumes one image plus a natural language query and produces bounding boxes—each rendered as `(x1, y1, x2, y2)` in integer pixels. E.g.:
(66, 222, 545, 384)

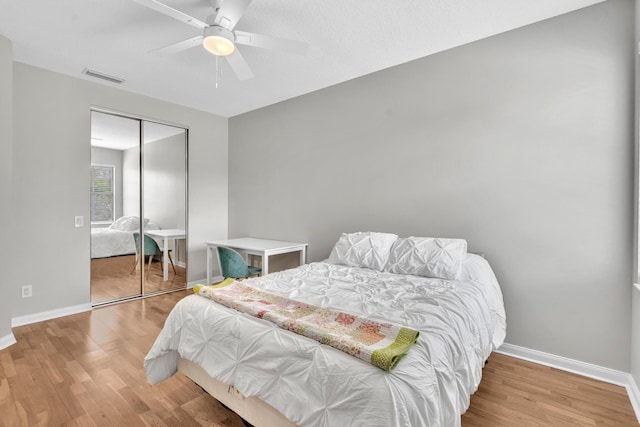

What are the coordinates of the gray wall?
(229, 1, 635, 371)
(90, 146, 124, 222)
(121, 131, 188, 227)
(0, 35, 13, 342)
(631, 0, 640, 391)
(11, 62, 228, 318)
(143, 133, 187, 231)
(122, 144, 140, 218)
(144, 132, 188, 263)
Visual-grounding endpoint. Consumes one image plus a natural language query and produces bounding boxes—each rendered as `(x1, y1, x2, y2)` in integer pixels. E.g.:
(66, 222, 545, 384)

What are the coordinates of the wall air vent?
(81, 68, 125, 84)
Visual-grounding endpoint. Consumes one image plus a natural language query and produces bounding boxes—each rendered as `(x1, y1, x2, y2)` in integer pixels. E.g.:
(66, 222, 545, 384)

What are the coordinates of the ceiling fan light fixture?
(203, 26, 235, 56)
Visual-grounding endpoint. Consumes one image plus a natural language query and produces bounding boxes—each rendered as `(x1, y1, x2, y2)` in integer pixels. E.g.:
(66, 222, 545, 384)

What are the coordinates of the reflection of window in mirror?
(90, 164, 115, 224)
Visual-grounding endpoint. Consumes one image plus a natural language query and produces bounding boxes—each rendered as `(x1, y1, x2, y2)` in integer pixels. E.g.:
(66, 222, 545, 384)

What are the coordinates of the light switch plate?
(75, 216, 84, 227)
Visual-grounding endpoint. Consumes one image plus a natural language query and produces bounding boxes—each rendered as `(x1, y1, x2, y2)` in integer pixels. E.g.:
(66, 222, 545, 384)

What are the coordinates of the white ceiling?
(0, 0, 604, 118)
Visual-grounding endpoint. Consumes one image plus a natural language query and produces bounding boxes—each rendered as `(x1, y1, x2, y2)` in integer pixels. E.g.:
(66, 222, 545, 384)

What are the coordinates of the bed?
(145, 232, 506, 426)
(90, 216, 159, 259)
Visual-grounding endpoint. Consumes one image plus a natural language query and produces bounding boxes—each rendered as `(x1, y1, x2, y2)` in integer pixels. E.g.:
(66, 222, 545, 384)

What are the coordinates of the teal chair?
(216, 246, 262, 279)
(131, 232, 177, 276)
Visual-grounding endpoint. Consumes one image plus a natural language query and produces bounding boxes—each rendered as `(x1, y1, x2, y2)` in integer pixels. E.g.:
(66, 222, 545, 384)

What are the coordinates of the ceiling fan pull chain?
(215, 55, 219, 89)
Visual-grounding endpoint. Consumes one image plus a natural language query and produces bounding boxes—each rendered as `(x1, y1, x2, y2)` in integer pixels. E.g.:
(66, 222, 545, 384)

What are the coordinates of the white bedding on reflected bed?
(90, 216, 159, 259)
(145, 254, 505, 427)
(90, 227, 137, 259)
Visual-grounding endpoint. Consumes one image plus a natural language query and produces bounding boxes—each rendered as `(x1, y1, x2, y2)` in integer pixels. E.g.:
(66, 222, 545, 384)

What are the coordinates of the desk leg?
(162, 237, 169, 281)
(300, 247, 306, 266)
(207, 246, 212, 286)
(262, 252, 269, 276)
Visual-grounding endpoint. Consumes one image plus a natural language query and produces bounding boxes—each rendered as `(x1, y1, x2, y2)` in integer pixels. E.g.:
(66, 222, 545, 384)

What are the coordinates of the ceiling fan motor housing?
(203, 25, 235, 56)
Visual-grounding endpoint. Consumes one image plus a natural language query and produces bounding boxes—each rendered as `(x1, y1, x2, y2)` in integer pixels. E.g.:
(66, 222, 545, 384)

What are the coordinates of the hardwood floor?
(0, 291, 637, 426)
(1, 291, 245, 427)
(90, 255, 187, 304)
(462, 352, 638, 426)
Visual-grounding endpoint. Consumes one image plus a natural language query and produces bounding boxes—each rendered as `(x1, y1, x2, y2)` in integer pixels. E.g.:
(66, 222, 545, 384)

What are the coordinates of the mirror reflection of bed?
(90, 111, 187, 305)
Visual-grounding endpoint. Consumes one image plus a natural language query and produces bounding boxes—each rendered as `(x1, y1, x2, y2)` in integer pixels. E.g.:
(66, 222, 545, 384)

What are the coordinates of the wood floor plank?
(462, 352, 638, 426)
(62, 413, 99, 427)
(0, 401, 28, 427)
(0, 290, 637, 426)
(90, 254, 187, 304)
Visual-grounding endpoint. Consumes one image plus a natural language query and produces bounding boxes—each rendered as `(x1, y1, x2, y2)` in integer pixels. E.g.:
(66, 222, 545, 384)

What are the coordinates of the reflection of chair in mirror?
(216, 246, 262, 279)
(131, 232, 177, 276)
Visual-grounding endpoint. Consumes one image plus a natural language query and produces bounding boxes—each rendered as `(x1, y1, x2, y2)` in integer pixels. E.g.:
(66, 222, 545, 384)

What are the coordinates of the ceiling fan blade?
(234, 31, 308, 56)
(225, 49, 254, 80)
(131, 0, 208, 29)
(214, 0, 253, 30)
(149, 35, 204, 55)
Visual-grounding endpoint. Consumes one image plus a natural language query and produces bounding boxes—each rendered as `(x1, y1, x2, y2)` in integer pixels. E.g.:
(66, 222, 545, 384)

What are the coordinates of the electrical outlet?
(21, 285, 32, 298)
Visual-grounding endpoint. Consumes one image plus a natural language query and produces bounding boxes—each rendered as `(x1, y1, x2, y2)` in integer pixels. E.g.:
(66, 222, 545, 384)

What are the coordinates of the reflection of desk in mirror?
(206, 237, 308, 285)
(146, 229, 186, 281)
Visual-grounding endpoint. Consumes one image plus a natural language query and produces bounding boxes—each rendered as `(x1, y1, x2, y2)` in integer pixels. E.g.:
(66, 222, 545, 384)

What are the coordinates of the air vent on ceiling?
(81, 68, 125, 84)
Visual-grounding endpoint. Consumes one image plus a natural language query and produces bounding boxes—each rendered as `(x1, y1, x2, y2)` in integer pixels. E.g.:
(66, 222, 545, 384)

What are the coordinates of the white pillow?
(109, 216, 150, 232)
(457, 253, 492, 283)
(385, 237, 467, 279)
(145, 220, 161, 231)
(328, 232, 398, 271)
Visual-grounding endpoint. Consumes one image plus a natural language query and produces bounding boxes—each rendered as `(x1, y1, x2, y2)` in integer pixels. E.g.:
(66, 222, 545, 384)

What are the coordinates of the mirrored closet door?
(90, 110, 188, 305)
(141, 120, 187, 295)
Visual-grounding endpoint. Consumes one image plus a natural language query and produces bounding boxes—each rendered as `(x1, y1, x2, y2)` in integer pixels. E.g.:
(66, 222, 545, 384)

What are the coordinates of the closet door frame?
(90, 106, 189, 305)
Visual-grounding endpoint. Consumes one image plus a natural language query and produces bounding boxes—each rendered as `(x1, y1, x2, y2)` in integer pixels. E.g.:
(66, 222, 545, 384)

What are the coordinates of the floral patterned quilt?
(194, 280, 419, 371)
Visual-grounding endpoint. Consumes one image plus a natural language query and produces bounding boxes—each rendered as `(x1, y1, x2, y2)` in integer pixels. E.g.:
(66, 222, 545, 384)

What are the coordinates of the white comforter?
(91, 223, 160, 258)
(145, 255, 506, 427)
(90, 228, 136, 259)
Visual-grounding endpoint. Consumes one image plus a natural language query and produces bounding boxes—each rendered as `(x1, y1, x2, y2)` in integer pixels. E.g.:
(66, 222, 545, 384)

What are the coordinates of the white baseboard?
(497, 343, 630, 386)
(0, 332, 16, 350)
(497, 343, 640, 423)
(11, 303, 93, 328)
(627, 375, 640, 423)
(187, 276, 223, 289)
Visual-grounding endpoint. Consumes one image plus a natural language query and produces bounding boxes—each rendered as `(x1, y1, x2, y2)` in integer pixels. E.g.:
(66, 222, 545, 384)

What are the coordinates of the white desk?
(146, 229, 186, 281)
(206, 237, 308, 285)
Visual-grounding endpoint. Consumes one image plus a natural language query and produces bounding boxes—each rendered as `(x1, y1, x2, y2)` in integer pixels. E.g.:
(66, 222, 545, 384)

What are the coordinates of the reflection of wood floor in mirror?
(91, 255, 187, 304)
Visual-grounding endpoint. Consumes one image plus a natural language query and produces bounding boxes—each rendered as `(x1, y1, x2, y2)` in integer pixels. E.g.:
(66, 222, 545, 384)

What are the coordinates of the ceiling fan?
(132, 0, 308, 80)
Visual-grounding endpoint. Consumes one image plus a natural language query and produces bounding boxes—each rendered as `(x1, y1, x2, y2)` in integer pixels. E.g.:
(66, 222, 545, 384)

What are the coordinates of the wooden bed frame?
(177, 358, 299, 427)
